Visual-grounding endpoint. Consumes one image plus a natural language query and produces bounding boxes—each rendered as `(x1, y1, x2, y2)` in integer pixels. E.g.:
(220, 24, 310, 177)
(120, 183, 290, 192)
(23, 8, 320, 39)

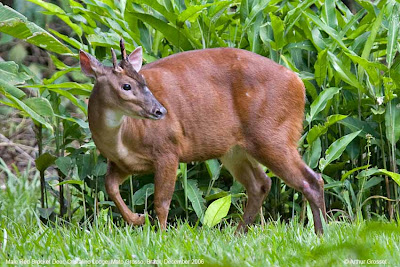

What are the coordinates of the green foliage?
(0, 0, 399, 226)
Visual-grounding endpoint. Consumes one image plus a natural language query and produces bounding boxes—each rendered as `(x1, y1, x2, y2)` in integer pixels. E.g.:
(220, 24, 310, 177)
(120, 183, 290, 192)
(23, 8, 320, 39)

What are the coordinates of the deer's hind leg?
(246, 141, 326, 234)
(220, 146, 271, 233)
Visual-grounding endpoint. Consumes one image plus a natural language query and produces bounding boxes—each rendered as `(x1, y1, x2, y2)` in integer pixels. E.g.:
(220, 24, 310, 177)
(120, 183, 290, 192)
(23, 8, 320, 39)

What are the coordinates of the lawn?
(1, 1, 400, 266)
(1, 170, 399, 267)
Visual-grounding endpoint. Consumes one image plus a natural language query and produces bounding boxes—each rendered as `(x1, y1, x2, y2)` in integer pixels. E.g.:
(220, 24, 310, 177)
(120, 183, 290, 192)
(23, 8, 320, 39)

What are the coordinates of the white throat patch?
(104, 109, 124, 128)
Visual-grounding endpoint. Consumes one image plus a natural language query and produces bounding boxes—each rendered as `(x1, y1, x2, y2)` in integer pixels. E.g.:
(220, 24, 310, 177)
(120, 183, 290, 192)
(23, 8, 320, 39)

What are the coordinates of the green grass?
(1, 172, 400, 266)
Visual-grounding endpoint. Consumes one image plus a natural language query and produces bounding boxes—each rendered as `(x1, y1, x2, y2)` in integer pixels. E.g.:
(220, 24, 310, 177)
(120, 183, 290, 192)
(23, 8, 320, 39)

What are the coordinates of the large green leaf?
(55, 114, 89, 129)
(0, 79, 25, 99)
(310, 27, 327, 51)
(358, 5, 384, 82)
(0, 61, 31, 86)
(247, 11, 263, 53)
(386, 3, 400, 68)
(49, 29, 85, 50)
(314, 49, 328, 87)
(362, 177, 384, 191)
(327, 52, 367, 95)
(306, 87, 341, 124)
(178, 4, 212, 24)
(303, 80, 318, 101)
(345, 52, 388, 87)
(203, 195, 231, 227)
(341, 165, 370, 181)
(322, 0, 338, 29)
(338, 117, 380, 138)
(43, 68, 81, 85)
(270, 13, 285, 50)
(284, 0, 317, 34)
(385, 98, 400, 145)
(132, 183, 154, 206)
(0, 3, 72, 54)
(125, 12, 193, 51)
(319, 130, 361, 172)
(133, 0, 177, 23)
(35, 152, 57, 172)
(0, 93, 52, 131)
(205, 159, 221, 181)
(338, 9, 366, 39)
(350, 168, 400, 187)
(55, 157, 73, 176)
(86, 32, 136, 54)
(303, 11, 348, 52)
(27, 0, 82, 36)
(186, 179, 206, 222)
(47, 88, 88, 115)
(93, 161, 108, 177)
(240, 0, 250, 24)
(307, 114, 347, 144)
(76, 154, 93, 179)
(23, 97, 54, 118)
(360, 6, 383, 61)
(242, 0, 271, 36)
(26, 82, 92, 91)
(304, 137, 321, 169)
(378, 169, 400, 186)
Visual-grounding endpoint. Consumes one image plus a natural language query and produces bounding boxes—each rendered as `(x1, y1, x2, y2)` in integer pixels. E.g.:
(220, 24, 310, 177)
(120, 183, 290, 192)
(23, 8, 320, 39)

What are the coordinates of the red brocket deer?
(80, 39, 327, 234)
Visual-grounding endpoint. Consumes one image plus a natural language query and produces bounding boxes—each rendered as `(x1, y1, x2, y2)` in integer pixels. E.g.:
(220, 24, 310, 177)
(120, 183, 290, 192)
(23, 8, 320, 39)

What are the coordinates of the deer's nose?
(152, 106, 167, 119)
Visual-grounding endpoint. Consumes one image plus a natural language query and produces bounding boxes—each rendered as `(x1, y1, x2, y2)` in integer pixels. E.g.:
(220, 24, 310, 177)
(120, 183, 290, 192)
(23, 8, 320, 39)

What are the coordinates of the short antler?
(120, 38, 127, 61)
(111, 48, 118, 70)
(117, 38, 144, 78)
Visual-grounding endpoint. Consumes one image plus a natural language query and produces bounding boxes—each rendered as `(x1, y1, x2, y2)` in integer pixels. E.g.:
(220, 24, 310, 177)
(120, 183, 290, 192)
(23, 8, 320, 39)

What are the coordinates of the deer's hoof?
(126, 213, 146, 225)
(235, 223, 249, 235)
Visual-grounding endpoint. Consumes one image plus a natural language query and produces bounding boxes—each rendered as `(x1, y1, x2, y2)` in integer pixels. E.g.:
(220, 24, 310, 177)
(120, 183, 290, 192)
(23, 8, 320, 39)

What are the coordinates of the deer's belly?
(177, 135, 240, 163)
(99, 144, 154, 174)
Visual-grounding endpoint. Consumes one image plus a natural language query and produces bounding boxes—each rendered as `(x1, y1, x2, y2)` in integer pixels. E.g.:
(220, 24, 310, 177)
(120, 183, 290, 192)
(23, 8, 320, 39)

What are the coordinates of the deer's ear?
(127, 46, 142, 72)
(79, 50, 103, 78)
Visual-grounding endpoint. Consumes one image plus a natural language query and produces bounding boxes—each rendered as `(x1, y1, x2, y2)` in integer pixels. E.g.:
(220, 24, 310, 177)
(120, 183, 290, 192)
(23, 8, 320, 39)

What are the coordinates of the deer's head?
(80, 39, 167, 120)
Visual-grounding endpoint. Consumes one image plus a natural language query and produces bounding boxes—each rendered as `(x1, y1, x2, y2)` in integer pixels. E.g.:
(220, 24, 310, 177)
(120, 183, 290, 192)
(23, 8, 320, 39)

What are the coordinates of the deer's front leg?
(154, 156, 178, 230)
(105, 162, 145, 225)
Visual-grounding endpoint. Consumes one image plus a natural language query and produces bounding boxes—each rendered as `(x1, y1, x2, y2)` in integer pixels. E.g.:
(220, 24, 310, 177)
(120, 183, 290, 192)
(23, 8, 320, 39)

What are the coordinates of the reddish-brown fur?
(80, 42, 326, 234)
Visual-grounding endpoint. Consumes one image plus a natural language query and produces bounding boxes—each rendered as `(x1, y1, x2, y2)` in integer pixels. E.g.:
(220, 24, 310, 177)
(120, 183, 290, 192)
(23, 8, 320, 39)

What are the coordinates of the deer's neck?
(88, 96, 126, 154)
(88, 97, 155, 174)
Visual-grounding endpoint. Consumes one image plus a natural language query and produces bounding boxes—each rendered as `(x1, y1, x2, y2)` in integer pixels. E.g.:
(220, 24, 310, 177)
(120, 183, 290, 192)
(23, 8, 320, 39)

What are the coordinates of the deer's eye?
(122, 84, 131, 91)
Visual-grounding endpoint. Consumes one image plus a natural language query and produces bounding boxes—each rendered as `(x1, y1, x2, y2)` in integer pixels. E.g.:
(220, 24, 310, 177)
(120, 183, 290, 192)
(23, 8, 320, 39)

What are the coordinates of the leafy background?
(0, 0, 399, 228)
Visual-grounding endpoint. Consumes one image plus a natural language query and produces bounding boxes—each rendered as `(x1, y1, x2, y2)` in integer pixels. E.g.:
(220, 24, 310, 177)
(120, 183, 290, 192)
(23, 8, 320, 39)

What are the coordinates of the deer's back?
(129, 48, 305, 163)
